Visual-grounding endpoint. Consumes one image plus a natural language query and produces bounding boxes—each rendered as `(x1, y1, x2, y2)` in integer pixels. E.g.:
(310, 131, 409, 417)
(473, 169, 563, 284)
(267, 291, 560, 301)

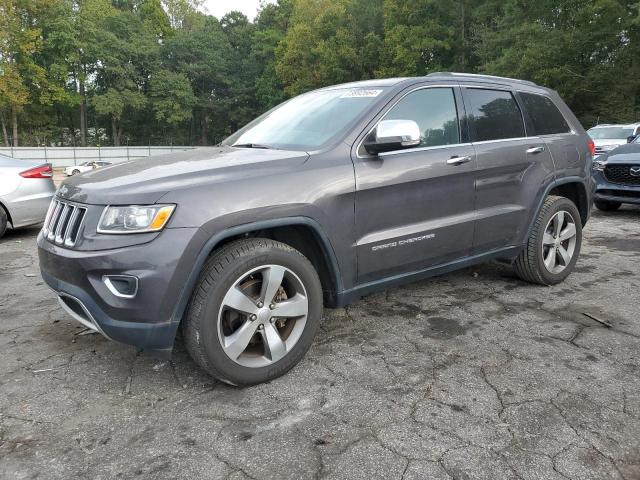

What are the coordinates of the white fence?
(0, 146, 196, 168)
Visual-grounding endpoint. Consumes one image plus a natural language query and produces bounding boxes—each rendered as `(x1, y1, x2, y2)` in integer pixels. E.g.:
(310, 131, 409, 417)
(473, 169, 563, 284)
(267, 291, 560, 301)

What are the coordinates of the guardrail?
(0, 146, 196, 167)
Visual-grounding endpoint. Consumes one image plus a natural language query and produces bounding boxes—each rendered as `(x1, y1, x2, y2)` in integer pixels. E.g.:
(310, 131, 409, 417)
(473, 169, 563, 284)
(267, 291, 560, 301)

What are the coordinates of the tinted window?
(384, 88, 460, 148)
(467, 89, 525, 141)
(520, 93, 570, 135)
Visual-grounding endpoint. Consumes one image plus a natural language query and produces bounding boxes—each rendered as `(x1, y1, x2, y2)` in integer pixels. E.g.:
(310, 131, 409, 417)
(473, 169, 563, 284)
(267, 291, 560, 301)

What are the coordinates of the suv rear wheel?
(182, 238, 322, 386)
(594, 200, 621, 212)
(513, 195, 582, 285)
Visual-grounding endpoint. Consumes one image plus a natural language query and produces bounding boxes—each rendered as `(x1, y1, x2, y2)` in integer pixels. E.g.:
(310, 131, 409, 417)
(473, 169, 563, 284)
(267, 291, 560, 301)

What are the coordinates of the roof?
(322, 78, 409, 90)
(320, 72, 542, 92)
(426, 72, 538, 86)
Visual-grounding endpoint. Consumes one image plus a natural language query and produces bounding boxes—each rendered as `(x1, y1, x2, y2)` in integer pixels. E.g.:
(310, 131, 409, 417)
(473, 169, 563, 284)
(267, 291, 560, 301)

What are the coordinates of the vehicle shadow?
(0, 225, 43, 244)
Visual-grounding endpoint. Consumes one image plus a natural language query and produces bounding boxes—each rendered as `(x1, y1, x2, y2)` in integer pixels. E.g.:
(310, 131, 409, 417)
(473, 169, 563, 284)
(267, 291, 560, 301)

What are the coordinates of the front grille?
(42, 199, 87, 247)
(604, 165, 640, 186)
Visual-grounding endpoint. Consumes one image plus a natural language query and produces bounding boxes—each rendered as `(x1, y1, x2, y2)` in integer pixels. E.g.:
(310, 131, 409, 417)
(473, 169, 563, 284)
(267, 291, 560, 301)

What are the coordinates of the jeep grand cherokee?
(38, 73, 594, 386)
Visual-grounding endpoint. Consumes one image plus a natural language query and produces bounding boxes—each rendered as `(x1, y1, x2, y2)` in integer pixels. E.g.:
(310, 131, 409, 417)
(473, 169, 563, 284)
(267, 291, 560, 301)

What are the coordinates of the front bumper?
(38, 226, 206, 356)
(593, 170, 640, 205)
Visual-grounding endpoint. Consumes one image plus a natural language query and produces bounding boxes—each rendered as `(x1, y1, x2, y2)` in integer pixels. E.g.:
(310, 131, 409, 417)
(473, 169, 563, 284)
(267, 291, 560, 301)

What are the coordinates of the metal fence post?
(73, 146, 77, 166)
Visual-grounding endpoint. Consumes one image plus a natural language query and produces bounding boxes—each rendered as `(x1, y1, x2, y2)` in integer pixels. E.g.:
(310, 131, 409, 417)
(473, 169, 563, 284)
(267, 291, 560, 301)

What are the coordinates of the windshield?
(223, 87, 388, 150)
(588, 127, 634, 140)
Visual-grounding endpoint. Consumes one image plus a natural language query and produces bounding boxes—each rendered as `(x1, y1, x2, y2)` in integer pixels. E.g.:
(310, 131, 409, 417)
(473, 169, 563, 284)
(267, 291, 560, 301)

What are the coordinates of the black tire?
(71, 169, 80, 175)
(594, 200, 621, 212)
(182, 238, 323, 386)
(0, 206, 7, 239)
(513, 195, 582, 286)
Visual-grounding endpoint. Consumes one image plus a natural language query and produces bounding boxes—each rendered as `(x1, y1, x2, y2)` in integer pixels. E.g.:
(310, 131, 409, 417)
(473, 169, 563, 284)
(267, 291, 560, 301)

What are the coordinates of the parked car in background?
(39, 73, 594, 386)
(592, 134, 640, 211)
(0, 155, 56, 239)
(64, 161, 112, 176)
(587, 123, 640, 157)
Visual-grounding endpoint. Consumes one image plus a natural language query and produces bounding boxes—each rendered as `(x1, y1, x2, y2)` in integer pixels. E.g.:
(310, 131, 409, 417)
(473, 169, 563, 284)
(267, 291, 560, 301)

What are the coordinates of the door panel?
(355, 144, 476, 283)
(472, 139, 554, 252)
(462, 86, 555, 253)
(354, 86, 476, 284)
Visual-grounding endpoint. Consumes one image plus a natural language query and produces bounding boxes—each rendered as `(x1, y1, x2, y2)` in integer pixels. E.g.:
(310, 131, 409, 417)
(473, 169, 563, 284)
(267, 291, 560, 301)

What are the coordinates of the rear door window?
(466, 89, 525, 142)
(519, 92, 571, 135)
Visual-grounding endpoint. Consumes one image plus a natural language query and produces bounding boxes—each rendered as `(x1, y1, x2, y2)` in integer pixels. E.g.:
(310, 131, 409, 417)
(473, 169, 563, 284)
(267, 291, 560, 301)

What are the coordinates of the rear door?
(353, 85, 477, 284)
(517, 91, 579, 178)
(462, 86, 555, 253)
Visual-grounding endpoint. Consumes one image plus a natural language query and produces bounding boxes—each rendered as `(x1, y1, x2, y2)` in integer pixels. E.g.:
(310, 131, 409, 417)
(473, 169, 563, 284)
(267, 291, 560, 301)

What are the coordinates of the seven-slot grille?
(42, 199, 87, 247)
(604, 165, 640, 186)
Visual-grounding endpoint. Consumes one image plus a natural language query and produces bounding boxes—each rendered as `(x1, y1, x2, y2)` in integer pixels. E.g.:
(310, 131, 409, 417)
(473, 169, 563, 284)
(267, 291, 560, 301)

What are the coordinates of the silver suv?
(588, 123, 640, 157)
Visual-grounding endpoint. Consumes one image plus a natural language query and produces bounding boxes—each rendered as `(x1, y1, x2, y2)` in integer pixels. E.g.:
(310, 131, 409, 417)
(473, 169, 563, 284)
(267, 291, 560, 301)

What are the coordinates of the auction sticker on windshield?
(341, 89, 383, 98)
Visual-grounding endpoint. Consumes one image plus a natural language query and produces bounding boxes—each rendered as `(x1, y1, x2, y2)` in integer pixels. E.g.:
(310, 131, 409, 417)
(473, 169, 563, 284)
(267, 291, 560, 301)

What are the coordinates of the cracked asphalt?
(1, 207, 639, 480)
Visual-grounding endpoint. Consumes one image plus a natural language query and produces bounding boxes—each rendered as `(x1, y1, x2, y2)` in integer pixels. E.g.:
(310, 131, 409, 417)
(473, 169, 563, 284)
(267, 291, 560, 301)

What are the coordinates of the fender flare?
(169, 216, 343, 325)
(524, 176, 591, 242)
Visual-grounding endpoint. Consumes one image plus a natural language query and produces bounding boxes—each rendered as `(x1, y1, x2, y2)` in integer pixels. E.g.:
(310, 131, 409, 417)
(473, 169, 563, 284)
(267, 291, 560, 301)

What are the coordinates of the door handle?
(526, 146, 545, 154)
(447, 155, 472, 166)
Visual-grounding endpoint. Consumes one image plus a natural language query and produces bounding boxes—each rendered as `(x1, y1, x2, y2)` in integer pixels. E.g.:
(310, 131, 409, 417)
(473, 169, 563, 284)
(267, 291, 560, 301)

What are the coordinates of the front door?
(354, 86, 476, 284)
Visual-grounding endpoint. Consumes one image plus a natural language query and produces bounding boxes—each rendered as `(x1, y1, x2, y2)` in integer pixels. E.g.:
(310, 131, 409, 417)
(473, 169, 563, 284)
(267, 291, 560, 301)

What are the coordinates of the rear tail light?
(20, 163, 53, 179)
(587, 139, 596, 157)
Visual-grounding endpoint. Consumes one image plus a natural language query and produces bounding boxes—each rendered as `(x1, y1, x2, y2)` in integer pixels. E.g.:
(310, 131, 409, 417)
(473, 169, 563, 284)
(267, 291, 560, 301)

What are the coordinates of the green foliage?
(149, 70, 196, 124)
(3, 0, 640, 145)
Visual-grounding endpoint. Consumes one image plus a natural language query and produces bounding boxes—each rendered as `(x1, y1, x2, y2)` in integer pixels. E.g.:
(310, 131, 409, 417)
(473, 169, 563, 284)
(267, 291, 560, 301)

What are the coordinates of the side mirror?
(627, 135, 636, 144)
(364, 119, 421, 155)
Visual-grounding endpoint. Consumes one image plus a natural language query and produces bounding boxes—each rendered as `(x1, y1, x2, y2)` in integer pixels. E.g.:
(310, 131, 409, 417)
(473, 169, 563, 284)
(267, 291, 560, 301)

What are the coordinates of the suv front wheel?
(513, 195, 582, 285)
(182, 238, 322, 386)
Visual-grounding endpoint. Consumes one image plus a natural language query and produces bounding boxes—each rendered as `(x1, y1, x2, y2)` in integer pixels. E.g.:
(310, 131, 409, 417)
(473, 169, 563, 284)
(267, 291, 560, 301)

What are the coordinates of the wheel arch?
(170, 217, 343, 327)
(548, 180, 590, 226)
(526, 177, 591, 243)
(0, 200, 13, 227)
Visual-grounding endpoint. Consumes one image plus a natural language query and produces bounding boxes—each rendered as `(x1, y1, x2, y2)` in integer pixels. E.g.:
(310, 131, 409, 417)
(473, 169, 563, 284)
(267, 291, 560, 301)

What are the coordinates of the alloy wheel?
(541, 210, 577, 274)
(217, 265, 308, 368)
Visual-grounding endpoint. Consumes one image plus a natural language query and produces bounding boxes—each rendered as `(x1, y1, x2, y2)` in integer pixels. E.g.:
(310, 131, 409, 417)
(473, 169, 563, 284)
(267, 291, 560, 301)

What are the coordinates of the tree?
(91, 3, 163, 145)
(275, 0, 380, 96)
(0, 0, 53, 146)
(163, 13, 231, 144)
(149, 70, 196, 125)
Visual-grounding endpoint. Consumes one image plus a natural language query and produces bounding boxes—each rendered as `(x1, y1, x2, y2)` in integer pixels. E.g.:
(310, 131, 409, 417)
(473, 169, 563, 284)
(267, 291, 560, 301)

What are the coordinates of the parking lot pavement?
(1, 208, 639, 480)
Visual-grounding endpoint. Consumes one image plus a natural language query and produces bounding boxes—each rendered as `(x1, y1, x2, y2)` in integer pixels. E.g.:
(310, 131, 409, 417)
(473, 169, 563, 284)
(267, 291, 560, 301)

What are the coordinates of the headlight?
(592, 160, 606, 171)
(97, 205, 175, 234)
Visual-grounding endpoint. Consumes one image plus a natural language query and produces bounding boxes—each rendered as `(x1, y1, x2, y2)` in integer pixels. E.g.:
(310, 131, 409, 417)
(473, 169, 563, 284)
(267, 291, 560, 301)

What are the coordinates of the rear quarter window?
(519, 92, 571, 136)
(466, 88, 526, 142)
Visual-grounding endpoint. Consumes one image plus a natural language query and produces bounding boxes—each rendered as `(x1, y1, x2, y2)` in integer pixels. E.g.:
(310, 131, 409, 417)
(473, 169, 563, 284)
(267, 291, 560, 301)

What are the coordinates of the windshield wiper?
(232, 143, 273, 149)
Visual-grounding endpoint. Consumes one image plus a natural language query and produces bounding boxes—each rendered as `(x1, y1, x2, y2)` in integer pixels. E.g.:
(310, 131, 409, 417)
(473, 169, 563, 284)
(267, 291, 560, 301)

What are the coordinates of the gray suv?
(38, 73, 594, 386)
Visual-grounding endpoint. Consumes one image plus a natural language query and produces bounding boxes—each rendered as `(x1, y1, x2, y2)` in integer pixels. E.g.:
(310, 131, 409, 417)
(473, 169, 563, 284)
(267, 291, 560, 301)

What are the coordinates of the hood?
(56, 146, 309, 205)
(601, 143, 640, 164)
(593, 138, 629, 154)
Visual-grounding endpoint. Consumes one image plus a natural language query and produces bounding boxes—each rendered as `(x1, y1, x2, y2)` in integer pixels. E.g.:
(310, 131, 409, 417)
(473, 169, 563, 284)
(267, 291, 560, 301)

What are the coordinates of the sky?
(200, 0, 274, 21)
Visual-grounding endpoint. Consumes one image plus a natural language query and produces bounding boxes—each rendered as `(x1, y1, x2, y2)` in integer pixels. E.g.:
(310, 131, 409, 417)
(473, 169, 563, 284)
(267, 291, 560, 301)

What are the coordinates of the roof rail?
(426, 72, 538, 87)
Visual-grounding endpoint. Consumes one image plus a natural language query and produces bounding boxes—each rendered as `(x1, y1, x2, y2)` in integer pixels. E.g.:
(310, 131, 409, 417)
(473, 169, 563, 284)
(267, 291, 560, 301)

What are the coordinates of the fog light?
(103, 275, 138, 298)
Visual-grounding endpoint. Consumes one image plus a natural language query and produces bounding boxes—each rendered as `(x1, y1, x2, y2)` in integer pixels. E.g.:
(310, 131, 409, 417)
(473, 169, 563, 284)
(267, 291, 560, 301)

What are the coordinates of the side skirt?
(334, 245, 523, 307)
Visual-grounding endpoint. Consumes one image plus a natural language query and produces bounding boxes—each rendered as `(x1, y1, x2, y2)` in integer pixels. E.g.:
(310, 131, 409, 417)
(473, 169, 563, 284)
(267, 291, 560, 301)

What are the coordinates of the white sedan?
(64, 161, 111, 176)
